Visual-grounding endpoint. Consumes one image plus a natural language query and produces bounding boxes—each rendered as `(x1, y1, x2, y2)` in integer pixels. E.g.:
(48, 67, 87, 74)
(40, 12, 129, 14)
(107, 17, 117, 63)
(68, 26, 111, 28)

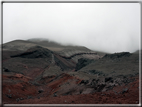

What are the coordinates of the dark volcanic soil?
(2, 40, 141, 105)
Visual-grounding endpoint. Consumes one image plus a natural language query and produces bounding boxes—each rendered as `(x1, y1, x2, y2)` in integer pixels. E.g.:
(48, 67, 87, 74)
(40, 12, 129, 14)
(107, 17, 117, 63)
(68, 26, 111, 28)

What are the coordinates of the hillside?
(2, 39, 140, 105)
(2, 39, 103, 62)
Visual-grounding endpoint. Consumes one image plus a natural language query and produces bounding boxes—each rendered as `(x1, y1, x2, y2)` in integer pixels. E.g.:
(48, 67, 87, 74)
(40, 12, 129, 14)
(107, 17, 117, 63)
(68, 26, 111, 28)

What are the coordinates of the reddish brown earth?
(2, 73, 139, 104)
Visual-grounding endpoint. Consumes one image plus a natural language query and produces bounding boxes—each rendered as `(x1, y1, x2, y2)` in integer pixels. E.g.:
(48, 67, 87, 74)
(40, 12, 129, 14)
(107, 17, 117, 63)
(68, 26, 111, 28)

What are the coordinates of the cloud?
(3, 3, 140, 53)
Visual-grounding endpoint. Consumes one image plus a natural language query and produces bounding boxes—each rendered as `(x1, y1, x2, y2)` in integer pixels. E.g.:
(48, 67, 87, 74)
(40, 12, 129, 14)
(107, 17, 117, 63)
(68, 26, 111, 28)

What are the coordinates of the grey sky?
(3, 3, 140, 53)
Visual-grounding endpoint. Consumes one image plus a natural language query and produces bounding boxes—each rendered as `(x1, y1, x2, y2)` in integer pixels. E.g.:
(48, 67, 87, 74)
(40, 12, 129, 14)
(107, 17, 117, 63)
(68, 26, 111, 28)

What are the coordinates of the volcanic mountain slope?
(3, 39, 103, 62)
(2, 39, 140, 104)
(27, 38, 103, 62)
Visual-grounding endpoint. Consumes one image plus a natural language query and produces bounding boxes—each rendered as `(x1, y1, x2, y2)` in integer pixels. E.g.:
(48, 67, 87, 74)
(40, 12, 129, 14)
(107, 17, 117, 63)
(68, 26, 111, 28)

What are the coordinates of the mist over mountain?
(2, 2, 140, 104)
(3, 3, 140, 53)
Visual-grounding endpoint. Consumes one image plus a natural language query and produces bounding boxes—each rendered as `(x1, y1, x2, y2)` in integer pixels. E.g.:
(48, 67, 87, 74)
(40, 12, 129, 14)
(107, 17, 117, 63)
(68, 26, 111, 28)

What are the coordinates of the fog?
(3, 3, 140, 53)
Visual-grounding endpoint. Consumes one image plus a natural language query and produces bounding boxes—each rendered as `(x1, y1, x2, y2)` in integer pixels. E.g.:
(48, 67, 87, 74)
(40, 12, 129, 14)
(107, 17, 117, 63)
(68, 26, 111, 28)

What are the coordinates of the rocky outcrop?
(75, 58, 94, 71)
(11, 46, 52, 59)
(103, 52, 131, 59)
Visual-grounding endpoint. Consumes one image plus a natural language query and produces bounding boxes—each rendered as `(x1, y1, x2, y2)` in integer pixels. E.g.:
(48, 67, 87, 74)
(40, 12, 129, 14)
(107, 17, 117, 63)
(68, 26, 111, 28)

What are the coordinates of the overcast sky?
(3, 3, 140, 53)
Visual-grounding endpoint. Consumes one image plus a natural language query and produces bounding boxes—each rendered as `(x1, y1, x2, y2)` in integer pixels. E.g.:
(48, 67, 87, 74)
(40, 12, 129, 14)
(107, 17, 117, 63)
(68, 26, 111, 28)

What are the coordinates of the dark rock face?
(38, 90, 44, 94)
(89, 70, 103, 75)
(103, 52, 131, 59)
(105, 77, 113, 82)
(3, 68, 11, 72)
(75, 58, 94, 71)
(11, 46, 52, 59)
(79, 80, 89, 85)
(97, 84, 106, 92)
(6, 94, 12, 98)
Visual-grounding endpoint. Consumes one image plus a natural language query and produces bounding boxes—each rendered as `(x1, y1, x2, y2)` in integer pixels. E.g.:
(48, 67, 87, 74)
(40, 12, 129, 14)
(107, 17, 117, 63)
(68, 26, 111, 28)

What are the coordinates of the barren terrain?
(2, 39, 140, 105)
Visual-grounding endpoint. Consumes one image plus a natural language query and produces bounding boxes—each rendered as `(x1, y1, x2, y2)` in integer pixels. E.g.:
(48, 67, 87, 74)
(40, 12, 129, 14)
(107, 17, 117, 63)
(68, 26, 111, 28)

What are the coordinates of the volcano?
(1, 39, 140, 105)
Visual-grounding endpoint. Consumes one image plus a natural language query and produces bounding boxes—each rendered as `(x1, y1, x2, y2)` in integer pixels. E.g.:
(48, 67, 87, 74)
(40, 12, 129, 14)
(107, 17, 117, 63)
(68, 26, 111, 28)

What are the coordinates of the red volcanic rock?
(18, 76, 139, 104)
(2, 74, 139, 104)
